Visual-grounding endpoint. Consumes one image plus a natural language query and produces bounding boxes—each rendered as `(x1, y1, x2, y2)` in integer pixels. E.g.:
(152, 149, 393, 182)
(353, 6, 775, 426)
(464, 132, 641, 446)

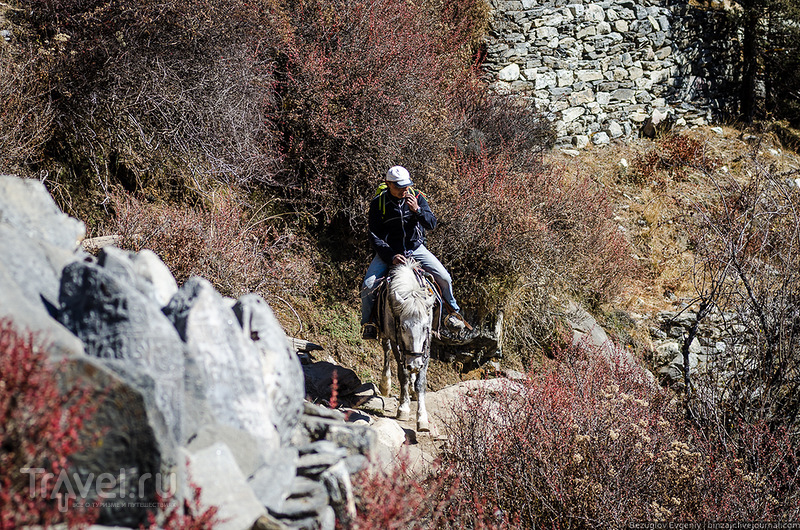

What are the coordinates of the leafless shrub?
(111, 192, 317, 302)
(686, 151, 800, 432)
(439, 342, 800, 528)
(0, 43, 53, 172)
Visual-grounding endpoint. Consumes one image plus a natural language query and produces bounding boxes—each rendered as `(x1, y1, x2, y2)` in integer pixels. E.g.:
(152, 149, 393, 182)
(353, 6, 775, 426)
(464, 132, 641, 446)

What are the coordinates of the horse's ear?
(392, 291, 407, 305)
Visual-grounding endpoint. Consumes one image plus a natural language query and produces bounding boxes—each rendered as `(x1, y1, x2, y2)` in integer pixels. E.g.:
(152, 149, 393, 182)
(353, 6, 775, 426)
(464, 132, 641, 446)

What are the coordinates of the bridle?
(392, 267, 438, 371)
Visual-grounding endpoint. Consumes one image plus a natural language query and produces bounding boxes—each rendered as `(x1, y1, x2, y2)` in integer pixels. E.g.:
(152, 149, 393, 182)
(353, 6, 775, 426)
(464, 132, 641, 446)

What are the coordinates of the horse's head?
(387, 261, 436, 372)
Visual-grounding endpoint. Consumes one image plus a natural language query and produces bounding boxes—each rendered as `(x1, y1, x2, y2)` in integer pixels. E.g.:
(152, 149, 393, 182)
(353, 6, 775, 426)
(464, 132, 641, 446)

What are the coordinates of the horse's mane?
(388, 261, 434, 321)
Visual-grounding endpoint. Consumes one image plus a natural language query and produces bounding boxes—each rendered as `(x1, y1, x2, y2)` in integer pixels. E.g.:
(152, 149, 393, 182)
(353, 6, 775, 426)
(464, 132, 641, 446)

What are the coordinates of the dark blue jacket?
(368, 189, 437, 264)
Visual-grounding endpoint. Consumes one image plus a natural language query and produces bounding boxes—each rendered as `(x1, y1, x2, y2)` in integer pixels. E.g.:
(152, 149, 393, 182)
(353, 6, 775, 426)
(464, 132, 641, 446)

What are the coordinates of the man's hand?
(392, 254, 407, 265)
(404, 191, 419, 212)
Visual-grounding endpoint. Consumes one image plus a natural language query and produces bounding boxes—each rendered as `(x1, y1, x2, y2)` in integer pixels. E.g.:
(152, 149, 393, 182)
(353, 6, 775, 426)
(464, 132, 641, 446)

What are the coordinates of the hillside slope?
(300, 123, 800, 392)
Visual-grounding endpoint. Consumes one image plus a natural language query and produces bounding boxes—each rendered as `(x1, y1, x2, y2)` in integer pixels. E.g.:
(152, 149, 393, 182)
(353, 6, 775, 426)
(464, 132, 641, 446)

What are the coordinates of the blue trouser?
(360, 244, 460, 326)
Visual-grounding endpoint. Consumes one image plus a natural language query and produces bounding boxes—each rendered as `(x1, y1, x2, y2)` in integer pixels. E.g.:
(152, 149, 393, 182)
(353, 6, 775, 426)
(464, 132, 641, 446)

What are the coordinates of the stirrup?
(361, 323, 379, 340)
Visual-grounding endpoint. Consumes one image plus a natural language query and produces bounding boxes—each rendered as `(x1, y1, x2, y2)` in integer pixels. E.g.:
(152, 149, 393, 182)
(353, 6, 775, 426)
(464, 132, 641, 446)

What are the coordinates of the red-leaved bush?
(631, 133, 719, 185)
(271, 0, 491, 225)
(438, 342, 800, 528)
(143, 480, 222, 530)
(430, 148, 637, 363)
(437, 151, 634, 301)
(0, 319, 98, 528)
(349, 452, 513, 529)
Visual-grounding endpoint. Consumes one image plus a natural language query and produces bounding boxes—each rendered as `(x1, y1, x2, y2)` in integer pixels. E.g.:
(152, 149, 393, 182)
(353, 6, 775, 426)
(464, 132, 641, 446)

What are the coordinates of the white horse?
(378, 260, 436, 432)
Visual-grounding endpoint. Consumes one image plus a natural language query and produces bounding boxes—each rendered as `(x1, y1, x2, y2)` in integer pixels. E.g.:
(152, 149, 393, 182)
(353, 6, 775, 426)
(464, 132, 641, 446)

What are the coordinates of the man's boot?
(361, 323, 379, 340)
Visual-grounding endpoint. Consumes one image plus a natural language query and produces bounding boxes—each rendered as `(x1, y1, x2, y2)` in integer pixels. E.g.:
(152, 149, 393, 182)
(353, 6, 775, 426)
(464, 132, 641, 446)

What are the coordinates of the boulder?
(0, 234, 84, 357)
(57, 259, 186, 448)
(184, 443, 268, 530)
(0, 177, 87, 357)
(163, 277, 281, 448)
(0, 175, 85, 251)
(0, 175, 360, 529)
(233, 294, 305, 446)
(62, 357, 165, 527)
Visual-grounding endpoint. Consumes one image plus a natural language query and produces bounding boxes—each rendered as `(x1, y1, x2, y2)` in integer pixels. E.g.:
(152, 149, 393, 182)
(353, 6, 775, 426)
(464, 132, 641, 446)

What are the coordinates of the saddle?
(371, 267, 449, 337)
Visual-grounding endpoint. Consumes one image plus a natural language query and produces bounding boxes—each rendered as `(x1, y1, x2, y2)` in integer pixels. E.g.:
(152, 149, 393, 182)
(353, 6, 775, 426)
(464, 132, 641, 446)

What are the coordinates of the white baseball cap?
(385, 166, 413, 187)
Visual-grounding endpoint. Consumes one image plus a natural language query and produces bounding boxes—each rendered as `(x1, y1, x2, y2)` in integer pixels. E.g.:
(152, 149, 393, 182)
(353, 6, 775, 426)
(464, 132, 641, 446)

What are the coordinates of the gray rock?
(296, 451, 342, 478)
(498, 63, 521, 81)
(566, 301, 654, 386)
(0, 179, 88, 357)
(163, 277, 281, 448)
(650, 326, 667, 340)
(592, 131, 611, 145)
(562, 107, 586, 122)
(132, 250, 179, 307)
(269, 476, 329, 519)
(0, 228, 84, 357)
(249, 447, 300, 512)
(63, 357, 165, 527)
(294, 414, 375, 458)
(655, 340, 681, 365)
(0, 223, 83, 308)
(298, 440, 347, 457)
(664, 352, 700, 382)
(610, 88, 636, 102)
(0, 175, 85, 251)
(233, 294, 305, 446)
(303, 401, 346, 421)
(188, 424, 268, 478)
(343, 454, 369, 475)
(57, 260, 185, 447)
(185, 443, 267, 530)
(321, 461, 357, 523)
(585, 4, 605, 21)
(607, 120, 624, 138)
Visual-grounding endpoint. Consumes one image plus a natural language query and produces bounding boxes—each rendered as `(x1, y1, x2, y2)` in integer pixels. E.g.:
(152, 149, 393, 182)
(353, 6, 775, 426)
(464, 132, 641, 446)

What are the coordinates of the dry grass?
(544, 125, 800, 320)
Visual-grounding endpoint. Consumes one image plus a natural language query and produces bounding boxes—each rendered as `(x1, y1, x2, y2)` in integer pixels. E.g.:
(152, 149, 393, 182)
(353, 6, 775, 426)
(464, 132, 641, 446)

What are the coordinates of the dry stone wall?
(483, 0, 728, 147)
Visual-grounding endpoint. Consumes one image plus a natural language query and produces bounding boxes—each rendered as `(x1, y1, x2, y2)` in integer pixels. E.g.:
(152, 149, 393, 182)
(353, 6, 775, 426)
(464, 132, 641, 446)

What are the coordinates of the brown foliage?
(0, 43, 54, 172)
(631, 133, 720, 185)
(111, 192, 317, 301)
(430, 149, 637, 363)
(438, 343, 800, 528)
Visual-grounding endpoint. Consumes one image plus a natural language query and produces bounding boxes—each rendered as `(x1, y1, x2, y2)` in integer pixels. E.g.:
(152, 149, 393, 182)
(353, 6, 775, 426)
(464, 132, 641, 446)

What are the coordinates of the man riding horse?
(360, 165, 468, 340)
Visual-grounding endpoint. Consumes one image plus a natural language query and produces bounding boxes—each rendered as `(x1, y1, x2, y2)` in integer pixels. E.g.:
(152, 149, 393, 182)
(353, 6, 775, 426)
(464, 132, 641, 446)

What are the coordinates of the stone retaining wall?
(483, 0, 734, 147)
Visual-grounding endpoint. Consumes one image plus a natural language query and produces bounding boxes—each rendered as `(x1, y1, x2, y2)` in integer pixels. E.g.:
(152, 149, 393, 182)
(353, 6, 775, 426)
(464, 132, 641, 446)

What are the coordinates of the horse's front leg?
(415, 354, 430, 432)
(393, 343, 411, 421)
(379, 337, 392, 397)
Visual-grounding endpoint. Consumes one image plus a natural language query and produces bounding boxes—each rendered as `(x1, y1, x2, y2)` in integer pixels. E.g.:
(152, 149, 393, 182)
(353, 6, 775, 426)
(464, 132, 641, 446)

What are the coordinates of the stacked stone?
(649, 308, 754, 387)
(0, 174, 372, 530)
(484, 0, 715, 147)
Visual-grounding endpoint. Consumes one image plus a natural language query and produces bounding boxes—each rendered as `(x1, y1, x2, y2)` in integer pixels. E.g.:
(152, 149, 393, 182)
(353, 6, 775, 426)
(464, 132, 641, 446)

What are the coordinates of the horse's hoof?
(397, 409, 410, 421)
(379, 382, 390, 397)
(417, 419, 430, 432)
